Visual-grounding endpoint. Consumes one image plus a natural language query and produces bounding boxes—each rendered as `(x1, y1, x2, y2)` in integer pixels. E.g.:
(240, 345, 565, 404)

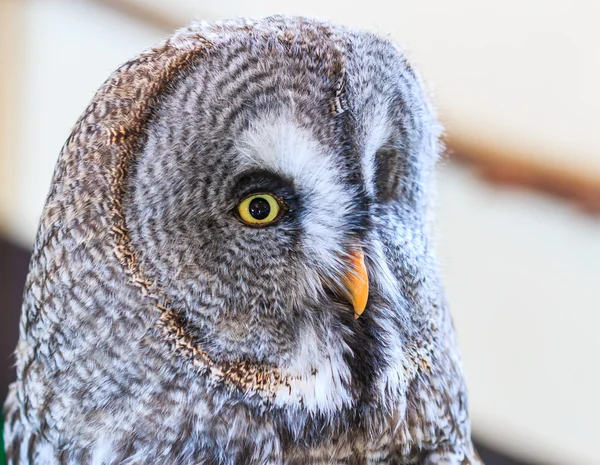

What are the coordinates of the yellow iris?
(237, 193, 283, 226)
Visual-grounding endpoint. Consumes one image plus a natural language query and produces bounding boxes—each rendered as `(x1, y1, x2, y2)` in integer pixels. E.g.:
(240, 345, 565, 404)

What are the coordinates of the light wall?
(0, 1, 23, 242)
(438, 164, 600, 464)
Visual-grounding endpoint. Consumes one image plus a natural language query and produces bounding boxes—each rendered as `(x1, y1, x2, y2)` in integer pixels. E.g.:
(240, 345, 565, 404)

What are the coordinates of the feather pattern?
(4, 16, 481, 464)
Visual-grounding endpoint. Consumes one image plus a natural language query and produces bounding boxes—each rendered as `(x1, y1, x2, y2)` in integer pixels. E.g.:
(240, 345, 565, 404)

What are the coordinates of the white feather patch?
(360, 108, 392, 198)
(236, 114, 356, 282)
(275, 324, 353, 413)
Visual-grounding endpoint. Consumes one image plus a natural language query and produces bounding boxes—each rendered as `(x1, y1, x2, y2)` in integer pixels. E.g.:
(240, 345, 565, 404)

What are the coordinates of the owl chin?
(157, 282, 386, 412)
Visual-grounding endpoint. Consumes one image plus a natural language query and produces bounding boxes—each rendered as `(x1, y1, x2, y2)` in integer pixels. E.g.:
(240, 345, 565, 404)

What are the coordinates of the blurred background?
(1, 1, 599, 463)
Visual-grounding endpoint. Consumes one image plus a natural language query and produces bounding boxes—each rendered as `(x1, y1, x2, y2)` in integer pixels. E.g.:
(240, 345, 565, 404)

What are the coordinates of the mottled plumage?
(4, 16, 481, 464)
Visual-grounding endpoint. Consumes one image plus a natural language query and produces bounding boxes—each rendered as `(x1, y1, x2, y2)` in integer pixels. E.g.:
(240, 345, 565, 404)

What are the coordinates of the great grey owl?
(3, 16, 482, 464)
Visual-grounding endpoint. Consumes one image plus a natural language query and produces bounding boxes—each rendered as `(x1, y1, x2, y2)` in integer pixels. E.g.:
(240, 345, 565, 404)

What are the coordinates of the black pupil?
(248, 197, 271, 220)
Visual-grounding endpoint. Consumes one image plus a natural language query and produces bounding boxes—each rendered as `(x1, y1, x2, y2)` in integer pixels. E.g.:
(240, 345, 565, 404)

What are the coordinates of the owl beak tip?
(344, 249, 369, 319)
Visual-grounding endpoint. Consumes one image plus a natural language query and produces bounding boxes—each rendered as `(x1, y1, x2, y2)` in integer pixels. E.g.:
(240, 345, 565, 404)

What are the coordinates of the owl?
(3, 16, 481, 464)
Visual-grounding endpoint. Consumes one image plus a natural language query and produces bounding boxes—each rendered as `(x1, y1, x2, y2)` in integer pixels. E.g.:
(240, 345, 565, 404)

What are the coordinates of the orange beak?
(342, 249, 369, 319)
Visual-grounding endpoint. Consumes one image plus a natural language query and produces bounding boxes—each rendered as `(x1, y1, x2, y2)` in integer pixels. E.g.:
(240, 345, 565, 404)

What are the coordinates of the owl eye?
(237, 193, 286, 226)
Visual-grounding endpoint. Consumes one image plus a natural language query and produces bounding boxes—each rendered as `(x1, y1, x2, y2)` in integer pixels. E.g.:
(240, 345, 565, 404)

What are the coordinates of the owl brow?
(230, 168, 296, 200)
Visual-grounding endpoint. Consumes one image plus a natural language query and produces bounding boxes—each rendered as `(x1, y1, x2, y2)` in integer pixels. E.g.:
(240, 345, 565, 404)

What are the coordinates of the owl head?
(16, 17, 448, 440)
(115, 16, 442, 410)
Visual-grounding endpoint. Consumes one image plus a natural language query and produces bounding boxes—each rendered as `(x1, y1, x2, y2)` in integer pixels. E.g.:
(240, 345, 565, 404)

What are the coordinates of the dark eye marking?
(230, 169, 295, 201)
(373, 144, 401, 202)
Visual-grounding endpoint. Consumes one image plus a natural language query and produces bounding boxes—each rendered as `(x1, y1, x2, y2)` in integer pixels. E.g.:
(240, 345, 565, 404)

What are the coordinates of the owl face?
(123, 21, 439, 411)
